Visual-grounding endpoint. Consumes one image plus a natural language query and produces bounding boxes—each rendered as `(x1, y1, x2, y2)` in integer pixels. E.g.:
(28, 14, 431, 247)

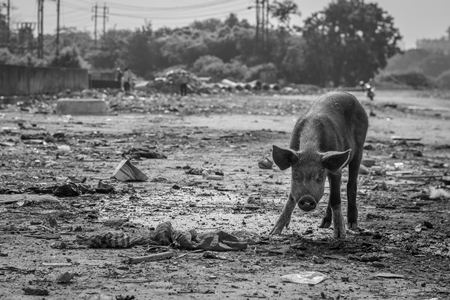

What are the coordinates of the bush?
(191, 55, 248, 82)
(0, 48, 48, 66)
(436, 69, 450, 89)
(50, 46, 89, 68)
(377, 71, 435, 89)
(245, 63, 278, 82)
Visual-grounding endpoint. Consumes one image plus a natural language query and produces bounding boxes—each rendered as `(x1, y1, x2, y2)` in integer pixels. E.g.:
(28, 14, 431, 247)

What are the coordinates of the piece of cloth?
(77, 221, 248, 251)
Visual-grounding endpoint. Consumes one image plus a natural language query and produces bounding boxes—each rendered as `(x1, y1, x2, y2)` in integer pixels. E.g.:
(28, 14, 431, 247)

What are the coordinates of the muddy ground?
(0, 90, 450, 300)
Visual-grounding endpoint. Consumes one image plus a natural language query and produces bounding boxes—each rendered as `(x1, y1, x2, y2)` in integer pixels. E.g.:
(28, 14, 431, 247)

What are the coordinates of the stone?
(56, 98, 109, 115)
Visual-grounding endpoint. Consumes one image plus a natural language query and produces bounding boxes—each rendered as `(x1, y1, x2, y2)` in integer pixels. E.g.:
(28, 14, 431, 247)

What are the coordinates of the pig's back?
(307, 91, 366, 120)
(290, 91, 368, 152)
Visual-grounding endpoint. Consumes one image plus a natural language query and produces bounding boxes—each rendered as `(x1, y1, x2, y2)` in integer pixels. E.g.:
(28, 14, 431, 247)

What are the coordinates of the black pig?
(271, 91, 368, 238)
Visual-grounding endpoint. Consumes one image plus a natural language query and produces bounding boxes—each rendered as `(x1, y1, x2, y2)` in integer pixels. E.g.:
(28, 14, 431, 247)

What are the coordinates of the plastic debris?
(112, 159, 148, 182)
(258, 157, 273, 169)
(0, 194, 60, 206)
(429, 186, 450, 199)
(56, 272, 75, 283)
(358, 164, 369, 175)
(281, 271, 328, 284)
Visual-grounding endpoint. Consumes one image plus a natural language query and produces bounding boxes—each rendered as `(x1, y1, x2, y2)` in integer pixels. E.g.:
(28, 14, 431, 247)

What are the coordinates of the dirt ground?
(0, 89, 450, 300)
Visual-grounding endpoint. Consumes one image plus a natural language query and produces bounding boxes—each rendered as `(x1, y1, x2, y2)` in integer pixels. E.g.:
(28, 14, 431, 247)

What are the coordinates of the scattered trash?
(23, 287, 50, 296)
(185, 167, 205, 175)
(281, 271, 328, 285)
(247, 193, 261, 204)
(358, 164, 370, 175)
(57, 145, 71, 153)
(361, 158, 376, 167)
(53, 182, 80, 197)
(202, 169, 224, 180)
(56, 272, 75, 284)
(0, 194, 60, 206)
(151, 177, 170, 183)
(202, 251, 223, 259)
(116, 295, 136, 300)
(374, 273, 405, 279)
(123, 148, 167, 159)
(429, 186, 450, 199)
(391, 136, 421, 142)
(423, 221, 433, 229)
(258, 157, 273, 169)
(76, 232, 149, 248)
(103, 218, 129, 227)
(96, 181, 115, 194)
(112, 159, 149, 182)
(312, 255, 325, 264)
(156, 222, 247, 251)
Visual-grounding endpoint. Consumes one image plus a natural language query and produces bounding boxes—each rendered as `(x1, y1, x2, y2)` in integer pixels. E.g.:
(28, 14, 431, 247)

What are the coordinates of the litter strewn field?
(0, 90, 449, 299)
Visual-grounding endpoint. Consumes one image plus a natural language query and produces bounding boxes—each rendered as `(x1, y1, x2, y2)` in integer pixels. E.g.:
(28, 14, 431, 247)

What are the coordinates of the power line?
(63, 1, 248, 20)
(107, 7, 249, 20)
(27, 0, 255, 36)
(100, 0, 242, 11)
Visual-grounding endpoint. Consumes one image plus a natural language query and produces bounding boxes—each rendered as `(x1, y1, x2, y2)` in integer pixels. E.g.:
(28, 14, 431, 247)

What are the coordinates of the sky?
(4, 0, 450, 49)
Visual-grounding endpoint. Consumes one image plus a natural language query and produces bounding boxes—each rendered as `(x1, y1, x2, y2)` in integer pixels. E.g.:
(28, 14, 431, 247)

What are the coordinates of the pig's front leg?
(270, 194, 296, 235)
(329, 173, 346, 239)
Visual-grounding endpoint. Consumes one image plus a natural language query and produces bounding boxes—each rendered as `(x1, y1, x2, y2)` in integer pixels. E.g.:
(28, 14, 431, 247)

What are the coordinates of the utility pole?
(255, 0, 259, 53)
(265, 0, 269, 52)
(56, 0, 60, 56)
(37, 0, 44, 59)
(92, 3, 108, 44)
(261, 0, 265, 51)
(102, 4, 108, 36)
(92, 3, 98, 44)
(6, 0, 10, 44)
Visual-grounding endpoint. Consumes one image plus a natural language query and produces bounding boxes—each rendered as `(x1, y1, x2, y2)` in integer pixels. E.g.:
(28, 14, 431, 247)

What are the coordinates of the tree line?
(0, 0, 403, 87)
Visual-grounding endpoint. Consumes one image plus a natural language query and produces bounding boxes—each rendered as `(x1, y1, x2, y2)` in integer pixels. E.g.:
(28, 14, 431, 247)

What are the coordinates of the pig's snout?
(298, 196, 317, 212)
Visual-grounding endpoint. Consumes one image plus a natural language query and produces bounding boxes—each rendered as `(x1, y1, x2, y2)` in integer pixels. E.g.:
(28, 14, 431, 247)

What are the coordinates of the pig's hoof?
(348, 222, 358, 230)
(319, 219, 331, 228)
(269, 226, 283, 235)
(333, 229, 346, 239)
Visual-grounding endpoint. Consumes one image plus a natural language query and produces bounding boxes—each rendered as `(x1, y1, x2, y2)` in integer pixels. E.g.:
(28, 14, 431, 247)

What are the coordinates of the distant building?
(416, 38, 450, 55)
(417, 28, 450, 54)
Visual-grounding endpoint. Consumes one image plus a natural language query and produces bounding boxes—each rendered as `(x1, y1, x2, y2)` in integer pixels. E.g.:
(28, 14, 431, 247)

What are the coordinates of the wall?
(0, 64, 89, 96)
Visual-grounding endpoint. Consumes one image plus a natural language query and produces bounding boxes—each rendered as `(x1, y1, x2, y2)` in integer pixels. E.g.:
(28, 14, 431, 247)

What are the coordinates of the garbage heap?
(138, 69, 205, 94)
(133, 69, 323, 95)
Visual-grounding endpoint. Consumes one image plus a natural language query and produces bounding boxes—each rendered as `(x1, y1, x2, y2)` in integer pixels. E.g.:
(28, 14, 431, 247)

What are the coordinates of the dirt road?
(0, 90, 449, 299)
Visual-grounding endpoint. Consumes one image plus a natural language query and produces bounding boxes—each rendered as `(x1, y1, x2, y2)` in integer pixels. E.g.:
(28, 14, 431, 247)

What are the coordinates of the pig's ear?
(321, 149, 352, 173)
(272, 145, 298, 170)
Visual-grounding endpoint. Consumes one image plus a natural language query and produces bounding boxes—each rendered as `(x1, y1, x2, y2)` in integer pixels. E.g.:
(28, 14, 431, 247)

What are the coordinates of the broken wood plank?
(399, 174, 444, 179)
(127, 251, 176, 264)
(391, 136, 421, 141)
(42, 262, 73, 267)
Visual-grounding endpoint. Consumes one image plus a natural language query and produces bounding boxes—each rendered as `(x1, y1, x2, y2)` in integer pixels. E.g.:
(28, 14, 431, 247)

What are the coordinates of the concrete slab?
(56, 98, 109, 115)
